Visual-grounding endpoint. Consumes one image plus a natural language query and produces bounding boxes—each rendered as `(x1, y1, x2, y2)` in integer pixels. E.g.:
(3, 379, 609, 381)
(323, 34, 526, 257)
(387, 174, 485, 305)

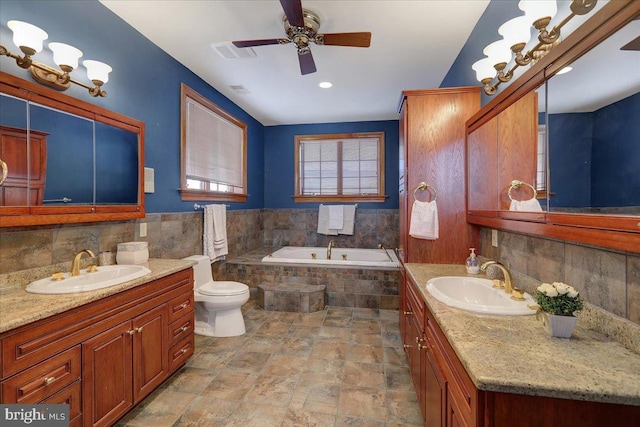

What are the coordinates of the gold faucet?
(480, 261, 513, 294)
(71, 249, 95, 276)
(327, 240, 335, 260)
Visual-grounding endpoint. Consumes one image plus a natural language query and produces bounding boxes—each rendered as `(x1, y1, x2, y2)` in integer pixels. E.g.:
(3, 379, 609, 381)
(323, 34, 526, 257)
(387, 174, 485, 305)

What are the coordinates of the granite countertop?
(405, 263, 640, 407)
(0, 259, 194, 334)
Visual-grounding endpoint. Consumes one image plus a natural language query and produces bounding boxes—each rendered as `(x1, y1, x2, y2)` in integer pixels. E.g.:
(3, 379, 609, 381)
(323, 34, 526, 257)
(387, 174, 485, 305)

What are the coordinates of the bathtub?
(262, 246, 400, 269)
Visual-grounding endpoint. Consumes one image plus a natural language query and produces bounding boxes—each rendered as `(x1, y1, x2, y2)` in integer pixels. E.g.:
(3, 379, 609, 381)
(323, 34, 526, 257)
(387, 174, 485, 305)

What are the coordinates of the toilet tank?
(182, 255, 214, 289)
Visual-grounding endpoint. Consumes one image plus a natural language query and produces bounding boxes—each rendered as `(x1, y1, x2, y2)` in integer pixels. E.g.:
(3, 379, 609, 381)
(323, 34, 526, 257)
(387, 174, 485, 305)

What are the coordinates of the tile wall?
(479, 227, 640, 325)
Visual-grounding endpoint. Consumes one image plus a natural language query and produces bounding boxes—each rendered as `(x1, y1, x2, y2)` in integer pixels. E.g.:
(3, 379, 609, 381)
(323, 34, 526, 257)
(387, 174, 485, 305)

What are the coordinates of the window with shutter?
(294, 132, 386, 203)
(180, 84, 247, 202)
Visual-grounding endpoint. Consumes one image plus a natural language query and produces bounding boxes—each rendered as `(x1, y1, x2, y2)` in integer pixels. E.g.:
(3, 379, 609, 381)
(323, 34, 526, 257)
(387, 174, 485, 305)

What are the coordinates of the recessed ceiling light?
(319, 81, 332, 89)
(557, 66, 573, 75)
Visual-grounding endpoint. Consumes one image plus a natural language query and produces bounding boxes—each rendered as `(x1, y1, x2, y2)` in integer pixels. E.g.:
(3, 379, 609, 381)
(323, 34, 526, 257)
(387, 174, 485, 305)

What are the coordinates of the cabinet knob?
(181, 348, 188, 354)
(136, 327, 144, 333)
(128, 330, 136, 335)
(403, 311, 413, 315)
(180, 303, 188, 309)
(44, 376, 56, 385)
(403, 344, 412, 349)
(180, 325, 189, 333)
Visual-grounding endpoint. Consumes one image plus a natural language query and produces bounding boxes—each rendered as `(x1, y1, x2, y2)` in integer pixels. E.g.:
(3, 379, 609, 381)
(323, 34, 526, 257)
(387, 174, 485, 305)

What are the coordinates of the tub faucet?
(327, 240, 335, 260)
(480, 261, 513, 294)
(71, 249, 95, 276)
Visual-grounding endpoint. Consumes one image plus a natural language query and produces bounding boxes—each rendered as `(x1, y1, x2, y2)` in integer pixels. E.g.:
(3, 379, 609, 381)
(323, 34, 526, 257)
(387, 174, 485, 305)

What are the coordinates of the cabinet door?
(82, 321, 133, 427)
(424, 327, 446, 427)
(447, 385, 470, 427)
(132, 304, 168, 401)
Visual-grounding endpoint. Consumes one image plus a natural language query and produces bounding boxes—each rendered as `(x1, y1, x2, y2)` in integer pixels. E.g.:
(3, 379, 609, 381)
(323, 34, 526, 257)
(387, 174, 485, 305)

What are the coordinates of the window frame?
(293, 132, 387, 203)
(179, 83, 247, 202)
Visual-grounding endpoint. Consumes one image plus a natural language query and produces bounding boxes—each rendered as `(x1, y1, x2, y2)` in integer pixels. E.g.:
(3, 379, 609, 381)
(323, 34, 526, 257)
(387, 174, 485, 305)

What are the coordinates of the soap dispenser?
(466, 248, 480, 274)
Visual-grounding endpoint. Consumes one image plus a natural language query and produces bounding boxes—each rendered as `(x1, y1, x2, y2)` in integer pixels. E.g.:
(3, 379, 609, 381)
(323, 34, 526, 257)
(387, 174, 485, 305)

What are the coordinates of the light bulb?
(483, 40, 513, 66)
(49, 42, 83, 70)
(498, 16, 533, 49)
(83, 60, 112, 84)
(472, 58, 496, 82)
(7, 20, 48, 54)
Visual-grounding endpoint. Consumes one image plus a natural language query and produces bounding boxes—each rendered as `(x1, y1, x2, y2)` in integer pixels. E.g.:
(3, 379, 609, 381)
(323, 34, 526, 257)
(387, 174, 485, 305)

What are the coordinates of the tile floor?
(116, 301, 423, 427)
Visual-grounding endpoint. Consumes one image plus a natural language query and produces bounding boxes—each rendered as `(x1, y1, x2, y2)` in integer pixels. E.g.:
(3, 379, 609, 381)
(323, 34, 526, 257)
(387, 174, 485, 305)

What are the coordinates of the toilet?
(183, 255, 250, 337)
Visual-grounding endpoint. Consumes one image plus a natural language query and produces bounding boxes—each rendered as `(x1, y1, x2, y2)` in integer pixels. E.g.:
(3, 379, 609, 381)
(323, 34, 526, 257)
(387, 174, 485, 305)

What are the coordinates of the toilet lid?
(198, 281, 249, 296)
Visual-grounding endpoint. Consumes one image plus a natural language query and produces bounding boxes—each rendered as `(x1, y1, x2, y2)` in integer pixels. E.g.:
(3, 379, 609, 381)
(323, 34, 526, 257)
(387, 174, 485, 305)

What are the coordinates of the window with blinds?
(180, 84, 247, 202)
(294, 132, 386, 203)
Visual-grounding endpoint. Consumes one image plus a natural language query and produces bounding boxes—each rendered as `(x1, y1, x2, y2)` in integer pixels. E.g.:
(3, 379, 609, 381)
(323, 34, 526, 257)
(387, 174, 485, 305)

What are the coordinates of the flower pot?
(545, 313, 578, 338)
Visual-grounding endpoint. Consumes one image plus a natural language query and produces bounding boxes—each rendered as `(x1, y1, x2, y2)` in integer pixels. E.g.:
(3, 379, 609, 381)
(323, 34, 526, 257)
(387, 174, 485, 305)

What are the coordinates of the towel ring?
(413, 182, 437, 202)
(508, 180, 537, 201)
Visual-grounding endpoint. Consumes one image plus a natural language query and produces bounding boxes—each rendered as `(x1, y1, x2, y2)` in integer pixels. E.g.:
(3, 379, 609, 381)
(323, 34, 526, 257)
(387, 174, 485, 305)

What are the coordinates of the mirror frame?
(465, 0, 640, 253)
(0, 71, 145, 227)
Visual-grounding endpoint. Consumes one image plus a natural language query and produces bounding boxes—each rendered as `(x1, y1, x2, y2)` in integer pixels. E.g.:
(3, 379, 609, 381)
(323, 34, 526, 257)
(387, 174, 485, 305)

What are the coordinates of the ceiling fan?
(231, 0, 371, 75)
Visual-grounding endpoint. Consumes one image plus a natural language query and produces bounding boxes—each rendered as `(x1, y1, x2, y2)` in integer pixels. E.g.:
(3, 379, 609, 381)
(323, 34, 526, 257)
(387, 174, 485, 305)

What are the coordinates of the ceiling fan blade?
(232, 38, 288, 48)
(621, 35, 640, 51)
(298, 49, 316, 75)
(319, 32, 372, 48)
(280, 0, 304, 27)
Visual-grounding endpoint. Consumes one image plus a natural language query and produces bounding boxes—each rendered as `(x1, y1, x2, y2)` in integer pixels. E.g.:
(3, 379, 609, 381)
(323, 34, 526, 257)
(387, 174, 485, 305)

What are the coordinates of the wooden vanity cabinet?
(0, 268, 194, 427)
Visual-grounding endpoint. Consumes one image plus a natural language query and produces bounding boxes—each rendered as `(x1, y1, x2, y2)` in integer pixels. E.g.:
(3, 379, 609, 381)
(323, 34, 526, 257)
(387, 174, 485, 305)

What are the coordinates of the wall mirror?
(466, 1, 640, 252)
(0, 72, 144, 226)
(546, 16, 639, 216)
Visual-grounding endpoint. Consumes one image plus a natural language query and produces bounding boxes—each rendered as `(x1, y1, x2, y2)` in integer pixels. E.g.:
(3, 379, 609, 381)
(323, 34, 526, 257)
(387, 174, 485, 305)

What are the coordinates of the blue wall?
(547, 92, 640, 208)
(264, 121, 399, 209)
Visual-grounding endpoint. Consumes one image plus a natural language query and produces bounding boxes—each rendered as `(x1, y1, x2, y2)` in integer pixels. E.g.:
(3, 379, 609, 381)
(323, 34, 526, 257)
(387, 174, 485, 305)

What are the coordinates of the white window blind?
(296, 132, 384, 200)
(180, 83, 247, 201)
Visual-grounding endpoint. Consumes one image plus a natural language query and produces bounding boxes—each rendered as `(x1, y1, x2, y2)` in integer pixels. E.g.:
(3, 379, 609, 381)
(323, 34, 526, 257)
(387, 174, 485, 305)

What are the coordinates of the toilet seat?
(198, 281, 249, 297)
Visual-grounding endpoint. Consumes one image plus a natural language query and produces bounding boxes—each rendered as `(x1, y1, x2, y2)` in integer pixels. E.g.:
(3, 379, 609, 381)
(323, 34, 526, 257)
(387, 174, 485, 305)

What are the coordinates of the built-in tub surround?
(263, 246, 401, 268)
(406, 264, 640, 406)
(221, 247, 400, 309)
(478, 227, 640, 327)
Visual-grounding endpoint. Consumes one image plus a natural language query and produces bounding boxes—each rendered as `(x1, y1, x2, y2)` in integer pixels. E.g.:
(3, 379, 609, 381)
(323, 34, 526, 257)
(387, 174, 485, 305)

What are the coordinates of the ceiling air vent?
(229, 85, 250, 95)
(211, 42, 257, 60)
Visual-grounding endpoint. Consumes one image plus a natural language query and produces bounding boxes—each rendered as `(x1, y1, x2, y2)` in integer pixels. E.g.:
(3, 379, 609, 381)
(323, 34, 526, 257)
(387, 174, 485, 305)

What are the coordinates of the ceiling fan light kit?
(231, 0, 371, 75)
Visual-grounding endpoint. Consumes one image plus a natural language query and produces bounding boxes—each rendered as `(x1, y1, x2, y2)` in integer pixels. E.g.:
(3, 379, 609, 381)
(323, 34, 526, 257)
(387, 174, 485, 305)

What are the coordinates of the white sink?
(26, 265, 151, 294)
(426, 276, 537, 316)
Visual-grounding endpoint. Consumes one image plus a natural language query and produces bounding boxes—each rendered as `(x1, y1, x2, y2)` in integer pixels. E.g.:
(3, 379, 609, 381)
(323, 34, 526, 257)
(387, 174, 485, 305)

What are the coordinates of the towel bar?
(413, 182, 438, 202)
(194, 203, 230, 210)
(508, 180, 537, 201)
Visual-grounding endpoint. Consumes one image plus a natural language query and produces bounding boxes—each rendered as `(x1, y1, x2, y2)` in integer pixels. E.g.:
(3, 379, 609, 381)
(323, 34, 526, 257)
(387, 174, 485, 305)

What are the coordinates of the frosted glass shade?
(472, 58, 496, 82)
(83, 60, 112, 84)
(7, 20, 48, 53)
(519, 0, 558, 22)
(499, 16, 533, 48)
(483, 40, 512, 65)
(49, 42, 83, 70)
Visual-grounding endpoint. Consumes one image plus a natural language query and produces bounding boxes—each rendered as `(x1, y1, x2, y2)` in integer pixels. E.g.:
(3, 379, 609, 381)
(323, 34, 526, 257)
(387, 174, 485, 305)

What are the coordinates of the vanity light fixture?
(472, 0, 597, 96)
(0, 20, 112, 97)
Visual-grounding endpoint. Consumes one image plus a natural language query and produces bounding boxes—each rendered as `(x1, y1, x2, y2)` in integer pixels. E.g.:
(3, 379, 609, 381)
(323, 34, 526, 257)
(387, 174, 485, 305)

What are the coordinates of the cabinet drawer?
(1, 345, 81, 404)
(39, 379, 82, 421)
(169, 312, 194, 348)
(406, 279, 425, 332)
(169, 335, 194, 373)
(168, 293, 194, 324)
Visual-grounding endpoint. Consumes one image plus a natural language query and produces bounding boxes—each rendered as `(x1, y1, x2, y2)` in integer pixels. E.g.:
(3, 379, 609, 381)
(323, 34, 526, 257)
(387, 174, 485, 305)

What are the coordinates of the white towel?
(328, 205, 344, 230)
(409, 200, 439, 240)
(338, 205, 356, 235)
(204, 204, 228, 262)
(317, 205, 338, 235)
(509, 198, 543, 212)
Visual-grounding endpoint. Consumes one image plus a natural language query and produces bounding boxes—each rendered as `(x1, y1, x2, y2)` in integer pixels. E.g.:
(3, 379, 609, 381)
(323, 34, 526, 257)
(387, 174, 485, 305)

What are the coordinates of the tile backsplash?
(0, 208, 398, 274)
